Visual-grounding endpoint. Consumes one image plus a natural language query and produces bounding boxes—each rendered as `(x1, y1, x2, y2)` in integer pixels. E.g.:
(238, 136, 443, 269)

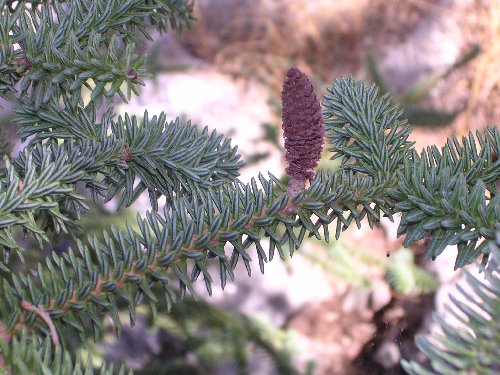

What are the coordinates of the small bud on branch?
(126, 69, 139, 79)
(15, 56, 31, 76)
(121, 143, 132, 162)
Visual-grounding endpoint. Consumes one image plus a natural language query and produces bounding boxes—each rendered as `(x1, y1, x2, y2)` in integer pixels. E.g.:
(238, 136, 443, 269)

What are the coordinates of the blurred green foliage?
(82, 300, 304, 375)
(307, 241, 438, 295)
(386, 248, 439, 295)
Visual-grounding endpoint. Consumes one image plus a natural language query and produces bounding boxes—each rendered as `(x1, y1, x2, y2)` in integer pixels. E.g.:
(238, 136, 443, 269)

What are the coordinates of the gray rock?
(341, 286, 371, 314)
(374, 341, 401, 369)
(370, 280, 392, 311)
(194, 241, 335, 327)
(379, 14, 463, 95)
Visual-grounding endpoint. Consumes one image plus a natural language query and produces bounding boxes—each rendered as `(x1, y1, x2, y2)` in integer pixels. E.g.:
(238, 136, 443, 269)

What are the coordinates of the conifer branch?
(19, 300, 59, 346)
(0, 0, 194, 107)
(1, 111, 242, 265)
(323, 76, 414, 177)
(0, 1, 24, 101)
(0, 169, 396, 342)
(402, 230, 500, 374)
(1, 1, 498, 368)
(14, 103, 244, 207)
(322, 77, 499, 267)
(0, 152, 87, 269)
(1, 76, 497, 348)
(393, 159, 499, 269)
(0, 330, 126, 375)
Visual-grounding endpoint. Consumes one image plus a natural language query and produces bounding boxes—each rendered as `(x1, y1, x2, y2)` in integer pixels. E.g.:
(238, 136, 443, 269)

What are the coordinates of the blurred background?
(1, 0, 499, 374)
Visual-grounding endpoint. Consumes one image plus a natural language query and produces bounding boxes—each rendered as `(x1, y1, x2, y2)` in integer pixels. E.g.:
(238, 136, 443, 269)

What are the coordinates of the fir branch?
(323, 77, 499, 267)
(17, 33, 147, 108)
(2, 78, 496, 343)
(0, 152, 87, 270)
(3, 0, 497, 372)
(14, 104, 244, 208)
(322, 76, 414, 177)
(3, 0, 195, 32)
(1, 110, 242, 265)
(391, 129, 500, 268)
(0, 329, 127, 375)
(0, 2, 24, 101)
(0, 0, 194, 107)
(19, 300, 59, 346)
(418, 127, 499, 193)
(0, 61, 497, 372)
(402, 234, 500, 374)
(0, 170, 395, 341)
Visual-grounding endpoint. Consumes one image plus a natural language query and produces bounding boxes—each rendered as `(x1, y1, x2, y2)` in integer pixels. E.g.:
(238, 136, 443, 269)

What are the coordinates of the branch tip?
(121, 143, 132, 162)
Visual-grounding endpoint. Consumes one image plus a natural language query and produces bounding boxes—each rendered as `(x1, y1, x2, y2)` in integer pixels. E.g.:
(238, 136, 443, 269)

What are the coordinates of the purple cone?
(281, 67, 324, 180)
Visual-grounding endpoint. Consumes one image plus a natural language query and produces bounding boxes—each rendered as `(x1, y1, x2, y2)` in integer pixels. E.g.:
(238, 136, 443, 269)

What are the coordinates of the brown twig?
(0, 323, 13, 343)
(20, 300, 59, 346)
(284, 177, 306, 214)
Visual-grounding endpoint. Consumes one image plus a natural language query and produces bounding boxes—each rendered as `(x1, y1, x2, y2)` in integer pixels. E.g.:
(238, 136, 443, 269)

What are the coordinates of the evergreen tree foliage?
(402, 227, 500, 374)
(0, 1, 498, 372)
(0, 329, 129, 375)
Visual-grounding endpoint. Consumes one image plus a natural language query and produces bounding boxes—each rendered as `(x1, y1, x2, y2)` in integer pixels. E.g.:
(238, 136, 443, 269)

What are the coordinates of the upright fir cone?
(281, 67, 324, 185)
